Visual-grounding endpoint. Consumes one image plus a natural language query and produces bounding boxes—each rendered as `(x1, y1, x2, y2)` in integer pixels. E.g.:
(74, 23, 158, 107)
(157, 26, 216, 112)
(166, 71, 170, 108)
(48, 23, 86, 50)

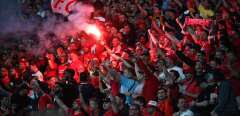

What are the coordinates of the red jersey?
(138, 60, 160, 101)
(38, 94, 52, 112)
(143, 108, 163, 116)
(58, 64, 68, 80)
(90, 76, 99, 89)
(69, 60, 85, 83)
(104, 109, 120, 116)
(184, 79, 202, 104)
(110, 80, 120, 96)
(157, 99, 173, 116)
(67, 108, 85, 116)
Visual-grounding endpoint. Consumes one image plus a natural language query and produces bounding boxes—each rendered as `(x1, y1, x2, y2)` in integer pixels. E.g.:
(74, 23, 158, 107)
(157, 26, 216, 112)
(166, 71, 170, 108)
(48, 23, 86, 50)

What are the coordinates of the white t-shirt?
(32, 71, 44, 82)
(158, 66, 185, 81)
(180, 110, 194, 116)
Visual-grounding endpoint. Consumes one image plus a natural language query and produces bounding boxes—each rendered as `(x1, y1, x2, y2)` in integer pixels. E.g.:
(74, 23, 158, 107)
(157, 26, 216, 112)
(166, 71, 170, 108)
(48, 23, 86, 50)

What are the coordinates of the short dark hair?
(130, 104, 141, 111)
(117, 93, 126, 103)
(213, 71, 225, 82)
(170, 70, 180, 79)
(158, 87, 167, 93)
(80, 71, 89, 82)
(64, 68, 75, 78)
(135, 96, 146, 107)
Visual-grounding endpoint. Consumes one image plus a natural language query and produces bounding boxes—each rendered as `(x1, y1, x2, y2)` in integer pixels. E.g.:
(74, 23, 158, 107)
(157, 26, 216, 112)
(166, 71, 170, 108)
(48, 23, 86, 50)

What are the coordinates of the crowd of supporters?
(0, 0, 240, 116)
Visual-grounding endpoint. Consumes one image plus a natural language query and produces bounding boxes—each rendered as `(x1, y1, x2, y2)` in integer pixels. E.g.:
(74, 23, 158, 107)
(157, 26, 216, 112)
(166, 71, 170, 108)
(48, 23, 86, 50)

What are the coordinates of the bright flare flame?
(85, 24, 101, 40)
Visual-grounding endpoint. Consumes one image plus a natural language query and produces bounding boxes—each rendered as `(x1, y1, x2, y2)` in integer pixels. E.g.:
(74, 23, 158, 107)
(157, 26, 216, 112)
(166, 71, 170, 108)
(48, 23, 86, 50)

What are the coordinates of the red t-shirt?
(69, 60, 85, 83)
(138, 60, 160, 102)
(67, 108, 84, 116)
(217, 64, 232, 79)
(38, 94, 52, 112)
(110, 80, 120, 96)
(104, 109, 120, 116)
(90, 76, 99, 89)
(184, 79, 202, 104)
(157, 99, 173, 116)
(44, 66, 57, 79)
(58, 64, 68, 80)
(143, 108, 163, 116)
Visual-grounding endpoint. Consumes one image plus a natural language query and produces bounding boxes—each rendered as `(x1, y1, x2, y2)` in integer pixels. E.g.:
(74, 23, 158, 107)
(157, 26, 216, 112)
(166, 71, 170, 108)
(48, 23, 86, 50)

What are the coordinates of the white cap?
(147, 100, 158, 107)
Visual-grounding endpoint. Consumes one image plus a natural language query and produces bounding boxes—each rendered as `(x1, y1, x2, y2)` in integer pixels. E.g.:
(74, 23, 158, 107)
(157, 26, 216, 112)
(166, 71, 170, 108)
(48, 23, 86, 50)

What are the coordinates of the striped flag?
(51, 0, 78, 16)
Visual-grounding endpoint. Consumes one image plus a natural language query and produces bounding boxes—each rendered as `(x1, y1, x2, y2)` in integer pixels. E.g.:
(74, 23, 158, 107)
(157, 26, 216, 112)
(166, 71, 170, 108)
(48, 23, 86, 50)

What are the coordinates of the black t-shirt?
(119, 104, 129, 116)
(80, 83, 96, 104)
(60, 82, 79, 108)
(11, 93, 31, 112)
(190, 85, 216, 116)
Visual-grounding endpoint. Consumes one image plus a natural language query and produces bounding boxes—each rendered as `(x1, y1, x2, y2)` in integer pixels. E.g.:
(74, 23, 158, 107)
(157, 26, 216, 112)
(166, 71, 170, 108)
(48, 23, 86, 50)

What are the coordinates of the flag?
(51, 0, 78, 16)
(148, 29, 158, 47)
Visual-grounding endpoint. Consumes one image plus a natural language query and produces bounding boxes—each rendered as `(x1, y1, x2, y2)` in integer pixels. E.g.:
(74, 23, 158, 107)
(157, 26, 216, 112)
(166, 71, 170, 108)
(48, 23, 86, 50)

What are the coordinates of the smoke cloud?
(0, 0, 94, 56)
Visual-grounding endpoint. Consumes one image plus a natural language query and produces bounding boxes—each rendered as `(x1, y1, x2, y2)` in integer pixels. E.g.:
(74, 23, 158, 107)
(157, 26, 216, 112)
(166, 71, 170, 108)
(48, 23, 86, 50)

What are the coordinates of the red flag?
(51, 0, 78, 16)
(148, 29, 158, 47)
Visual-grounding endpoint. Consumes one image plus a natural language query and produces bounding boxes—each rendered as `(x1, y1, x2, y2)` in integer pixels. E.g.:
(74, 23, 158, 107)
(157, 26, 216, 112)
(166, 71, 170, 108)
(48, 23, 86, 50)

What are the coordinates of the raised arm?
(135, 2, 148, 17)
(54, 96, 68, 112)
(134, 61, 145, 81)
(78, 86, 88, 112)
(109, 92, 119, 113)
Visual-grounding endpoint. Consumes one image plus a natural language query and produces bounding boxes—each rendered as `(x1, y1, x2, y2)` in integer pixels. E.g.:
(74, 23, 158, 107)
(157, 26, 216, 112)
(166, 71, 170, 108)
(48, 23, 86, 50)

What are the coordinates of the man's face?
(123, 68, 133, 78)
(147, 106, 155, 113)
(89, 100, 98, 110)
(139, 36, 146, 44)
(110, 27, 117, 35)
(135, 46, 143, 56)
(157, 89, 166, 100)
(197, 52, 205, 61)
(57, 47, 64, 56)
(165, 58, 173, 67)
(30, 65, 38, 72)
(116, 32, 123, 40)
(111, 60, 118, 69)
(123, 25, 131, 34)
(115, 96, 122, 105)
(129, 105, 140, 116)
(19, 89, 28, 96)
(103, 101, 110, 110)
(195, 61, 203, 72)
(19, 62, 27, 70)
(215, 51, 224, 60)
(112, 38, 120, 47)
(153, 7, 160, 15)
(149, 49, 158, 63)
(209, 60, 217, 69)
(119, 14, 126, 23)
(177, 98, 187, 110)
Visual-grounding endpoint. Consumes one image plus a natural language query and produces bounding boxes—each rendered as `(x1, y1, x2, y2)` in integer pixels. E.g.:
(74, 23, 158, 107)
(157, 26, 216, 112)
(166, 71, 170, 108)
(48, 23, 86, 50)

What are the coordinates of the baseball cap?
(147, 100, 158, 107)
